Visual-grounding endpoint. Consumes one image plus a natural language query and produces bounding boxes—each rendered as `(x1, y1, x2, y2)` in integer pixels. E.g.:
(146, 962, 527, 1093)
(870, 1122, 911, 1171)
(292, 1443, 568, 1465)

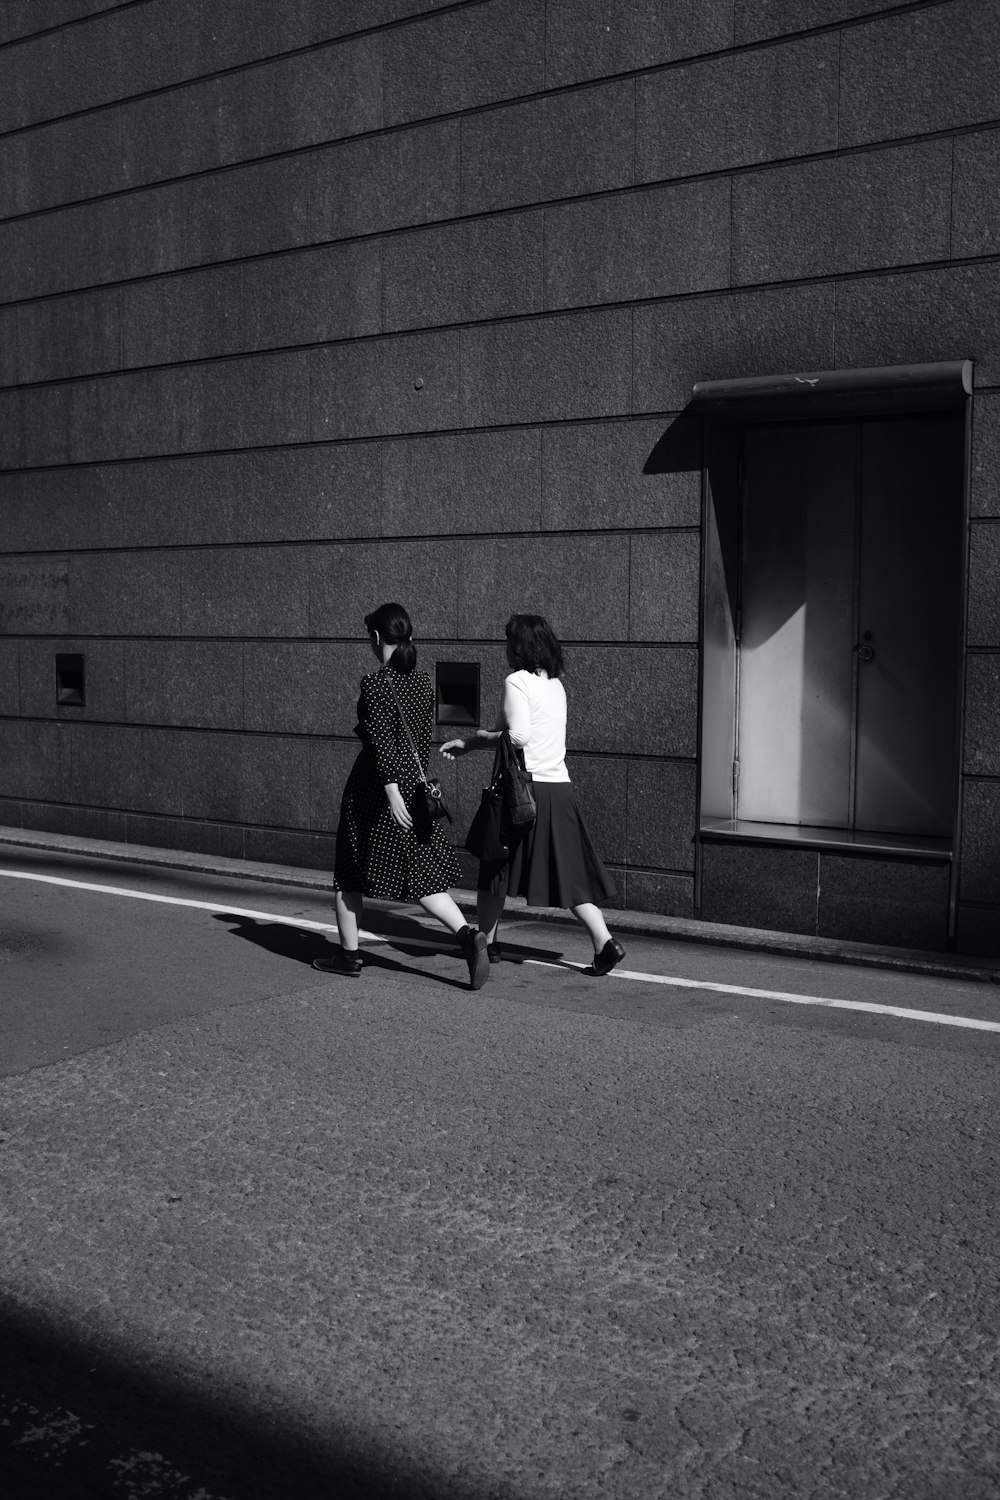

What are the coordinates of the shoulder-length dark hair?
(364, 601, 416, 674)
(504, 613, 564, 678)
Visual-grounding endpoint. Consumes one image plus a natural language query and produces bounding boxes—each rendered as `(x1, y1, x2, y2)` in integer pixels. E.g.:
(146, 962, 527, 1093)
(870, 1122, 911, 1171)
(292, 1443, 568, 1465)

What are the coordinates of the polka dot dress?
(334, 666, 460, 901)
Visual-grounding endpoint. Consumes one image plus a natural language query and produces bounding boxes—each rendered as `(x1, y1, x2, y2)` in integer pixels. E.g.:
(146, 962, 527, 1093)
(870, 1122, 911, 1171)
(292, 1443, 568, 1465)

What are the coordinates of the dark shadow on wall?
(641, 408, 701, 477)
(0, 1301, 454, 1500)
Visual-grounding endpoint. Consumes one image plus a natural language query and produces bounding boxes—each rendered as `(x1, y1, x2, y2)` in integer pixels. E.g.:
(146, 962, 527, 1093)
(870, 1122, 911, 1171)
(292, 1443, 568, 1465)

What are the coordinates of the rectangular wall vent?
(435, 661, 480, 726)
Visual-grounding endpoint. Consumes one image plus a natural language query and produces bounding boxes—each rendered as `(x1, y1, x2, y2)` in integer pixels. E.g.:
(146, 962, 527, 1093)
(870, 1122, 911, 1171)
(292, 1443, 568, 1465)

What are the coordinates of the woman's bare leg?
(335, 890, 364, 952)
(572, 901, 612, 954)
(419, 890, 468, 935)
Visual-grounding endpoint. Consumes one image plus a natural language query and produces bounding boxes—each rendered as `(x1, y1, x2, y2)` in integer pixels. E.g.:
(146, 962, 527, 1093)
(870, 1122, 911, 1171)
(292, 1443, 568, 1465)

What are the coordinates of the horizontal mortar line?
(7, 248, 1000, 395)
(0, 0, 155, 55)
(0, 0, 952, 153)
(0, 0, 489, 124)
(0, 638, 700, 653)
(0, 526, 702, 559)
(5, 113, 1000, 305)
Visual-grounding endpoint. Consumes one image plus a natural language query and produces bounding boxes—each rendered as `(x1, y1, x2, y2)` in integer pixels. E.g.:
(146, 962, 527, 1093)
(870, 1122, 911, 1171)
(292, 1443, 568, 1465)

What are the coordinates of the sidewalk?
(2, 823, 998, 986)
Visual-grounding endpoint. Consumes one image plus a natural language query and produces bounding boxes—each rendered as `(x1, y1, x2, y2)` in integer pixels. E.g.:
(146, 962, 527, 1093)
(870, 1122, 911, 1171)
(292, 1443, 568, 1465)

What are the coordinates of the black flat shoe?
(312, 947, 362, 977)
(590, 938, 625, 977)
(487, 942, 502, 965)
(459, 926, 491, 990)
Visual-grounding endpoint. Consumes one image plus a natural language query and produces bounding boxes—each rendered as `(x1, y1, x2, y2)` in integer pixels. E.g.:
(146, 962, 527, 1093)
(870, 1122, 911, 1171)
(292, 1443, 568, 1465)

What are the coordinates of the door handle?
(855, 630, 875, 664)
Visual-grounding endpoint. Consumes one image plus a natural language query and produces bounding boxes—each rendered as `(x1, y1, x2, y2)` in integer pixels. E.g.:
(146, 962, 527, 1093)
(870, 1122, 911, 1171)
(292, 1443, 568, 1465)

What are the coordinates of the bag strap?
(383, 672, 432, 789)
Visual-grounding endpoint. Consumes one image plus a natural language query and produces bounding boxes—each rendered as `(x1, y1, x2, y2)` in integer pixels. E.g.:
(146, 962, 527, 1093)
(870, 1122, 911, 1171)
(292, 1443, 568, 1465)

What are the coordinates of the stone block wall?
(0, 0, 997, 942)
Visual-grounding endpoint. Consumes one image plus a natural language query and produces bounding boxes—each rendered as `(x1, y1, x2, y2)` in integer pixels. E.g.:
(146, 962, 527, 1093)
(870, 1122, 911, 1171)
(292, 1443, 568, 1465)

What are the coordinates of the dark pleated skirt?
(478, 781, 616, 908)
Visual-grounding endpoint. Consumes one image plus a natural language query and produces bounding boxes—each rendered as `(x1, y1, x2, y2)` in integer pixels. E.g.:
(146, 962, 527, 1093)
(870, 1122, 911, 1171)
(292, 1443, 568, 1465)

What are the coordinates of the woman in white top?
(440, 613, 624, 976)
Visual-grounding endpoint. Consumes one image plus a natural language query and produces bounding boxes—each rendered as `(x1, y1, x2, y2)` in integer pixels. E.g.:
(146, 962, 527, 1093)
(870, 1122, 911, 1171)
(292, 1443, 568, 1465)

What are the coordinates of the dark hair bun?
(363, 601, 417, 673)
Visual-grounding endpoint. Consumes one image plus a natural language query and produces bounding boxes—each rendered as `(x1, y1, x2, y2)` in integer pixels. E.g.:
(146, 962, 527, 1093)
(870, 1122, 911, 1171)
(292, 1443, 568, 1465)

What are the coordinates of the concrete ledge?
(1, 823, 998, 985)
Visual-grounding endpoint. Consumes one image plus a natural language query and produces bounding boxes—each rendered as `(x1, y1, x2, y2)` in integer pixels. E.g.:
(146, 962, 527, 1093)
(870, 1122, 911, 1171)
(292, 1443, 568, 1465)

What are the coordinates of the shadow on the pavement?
(211, 911, 569, 986)
(0, 1301, 440, 1500)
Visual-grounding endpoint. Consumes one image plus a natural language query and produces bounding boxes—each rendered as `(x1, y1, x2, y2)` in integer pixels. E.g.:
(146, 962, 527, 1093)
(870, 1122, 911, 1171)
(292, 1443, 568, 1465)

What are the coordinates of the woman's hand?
(438, 739, 467, 760)
(385, 783, 413, 830)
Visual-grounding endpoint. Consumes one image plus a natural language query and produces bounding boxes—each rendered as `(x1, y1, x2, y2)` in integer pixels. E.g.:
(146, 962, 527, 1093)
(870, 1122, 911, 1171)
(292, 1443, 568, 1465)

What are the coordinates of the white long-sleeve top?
(497, 669, 571, 783)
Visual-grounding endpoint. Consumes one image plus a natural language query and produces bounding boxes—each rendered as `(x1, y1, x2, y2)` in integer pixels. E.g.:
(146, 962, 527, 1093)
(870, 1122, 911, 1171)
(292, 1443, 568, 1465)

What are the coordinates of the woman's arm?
(438, 726, 502, 760)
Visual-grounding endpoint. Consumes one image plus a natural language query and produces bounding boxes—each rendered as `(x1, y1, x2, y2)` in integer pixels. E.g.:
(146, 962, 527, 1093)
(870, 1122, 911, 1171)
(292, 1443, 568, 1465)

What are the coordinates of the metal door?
(737, 415, 963, 837)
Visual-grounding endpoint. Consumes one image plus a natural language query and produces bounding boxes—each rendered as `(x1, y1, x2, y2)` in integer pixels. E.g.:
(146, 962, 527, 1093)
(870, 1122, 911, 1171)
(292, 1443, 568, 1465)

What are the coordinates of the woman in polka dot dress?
(313, 602, 490, 989)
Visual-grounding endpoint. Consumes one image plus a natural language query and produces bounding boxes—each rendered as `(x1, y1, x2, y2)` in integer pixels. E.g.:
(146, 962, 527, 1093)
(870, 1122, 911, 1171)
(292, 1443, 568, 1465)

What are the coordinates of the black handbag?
(499, 732, 536, 827)
(464, 780, 509, 863)
(385, 675, 453, 824)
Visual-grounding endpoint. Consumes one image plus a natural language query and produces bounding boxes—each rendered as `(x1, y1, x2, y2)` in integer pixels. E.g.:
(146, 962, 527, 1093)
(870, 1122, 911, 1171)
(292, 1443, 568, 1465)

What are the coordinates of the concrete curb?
(2, 823, 998, 986)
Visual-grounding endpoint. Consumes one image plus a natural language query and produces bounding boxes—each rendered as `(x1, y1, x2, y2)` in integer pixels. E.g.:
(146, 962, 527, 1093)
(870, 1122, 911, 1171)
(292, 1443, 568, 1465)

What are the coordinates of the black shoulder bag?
(385, 675, 453, 824)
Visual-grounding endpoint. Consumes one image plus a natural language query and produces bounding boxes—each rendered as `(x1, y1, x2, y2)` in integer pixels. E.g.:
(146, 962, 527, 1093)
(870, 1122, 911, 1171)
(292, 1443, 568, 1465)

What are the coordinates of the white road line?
(0, 867, 386, 944)
(525, 959, 1000, 1032)
(5, 867, 1000, 1034)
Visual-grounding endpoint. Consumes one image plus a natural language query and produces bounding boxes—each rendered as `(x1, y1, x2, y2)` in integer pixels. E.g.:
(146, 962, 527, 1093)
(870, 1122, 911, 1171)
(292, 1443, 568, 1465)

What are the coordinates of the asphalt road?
(1, 846, 999, 1499)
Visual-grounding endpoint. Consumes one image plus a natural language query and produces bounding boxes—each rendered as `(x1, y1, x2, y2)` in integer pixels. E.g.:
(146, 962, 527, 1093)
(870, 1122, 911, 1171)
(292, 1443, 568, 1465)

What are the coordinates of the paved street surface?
(1, 845, 999, 1499)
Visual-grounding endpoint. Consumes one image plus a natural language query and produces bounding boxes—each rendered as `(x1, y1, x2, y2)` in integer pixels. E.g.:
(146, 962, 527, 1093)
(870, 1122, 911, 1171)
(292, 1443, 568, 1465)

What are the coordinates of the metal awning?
(690, 359, 973, 421)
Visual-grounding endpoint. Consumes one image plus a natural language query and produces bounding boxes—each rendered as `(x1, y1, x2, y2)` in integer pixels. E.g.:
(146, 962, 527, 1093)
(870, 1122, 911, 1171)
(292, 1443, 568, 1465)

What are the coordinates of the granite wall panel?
(635, 35, 839, 184)
(0, 107, 124, 218)
(626, 758, 697, 872)
(963, 655, 1000, 777)
(544, 179, 730, 309)
(242, 35, 383, 157)
(0, 0, 132, 46)
(818, 855, 950, 950)
(120, 266, 246, 368)
(461, 309, 632, 428)
(124, 813, 245, 861)
(242, 643, 356, 736)
(311, 122, 460, 243)
(956, 903, 1000, 960)
(731, 141, 953, 285)
(179, 549, 310, 638)
(121, 76, 243, 191)
(967, 526, 1000, 649)
(953, 131, 1000, 261)
(957, 780, 1000, 905)
(168, 730, 245, 822)
(239, 734, 313, 829)
(625, 871, 695, 918)
(244, 243, 383, 350)
(735, 0, 906, 42)
(68, 722, 136, 808)
(570, 646, 698, 757)
(242, 827, 335, 871)
(311, 333, 461, 442)
(310, 540, 460, 639)
(840, 0, 998, 147)
(124, 641, 245, 730)
(69, 552, 181, 636)
(700, 842, 819, 934)
(0, 719, 73, 802)
(634, 284, 837, 412)
(0, 640, 20, 714)
(122, 445, 382, 549)
(835, 265, 1000, 384)
(383, 213, 545, 332)
(629, 532, 701, 643)
(383, 0, 544, 126)
(18, 800, 129, 844)
(457, 535, 630, 641)
(546, 0, 733, 87)
(971, 397, 1000, 519)
(381, 429, 543, 537)
(0, 467, 123, 553)
(0, 558, 71, 635)
(541, 418, 701, 531)
(460, 80, 634, 215)
(20, 638, 125, 723)
(14, 285, 121, 385)
(309, 737, 361, 834)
